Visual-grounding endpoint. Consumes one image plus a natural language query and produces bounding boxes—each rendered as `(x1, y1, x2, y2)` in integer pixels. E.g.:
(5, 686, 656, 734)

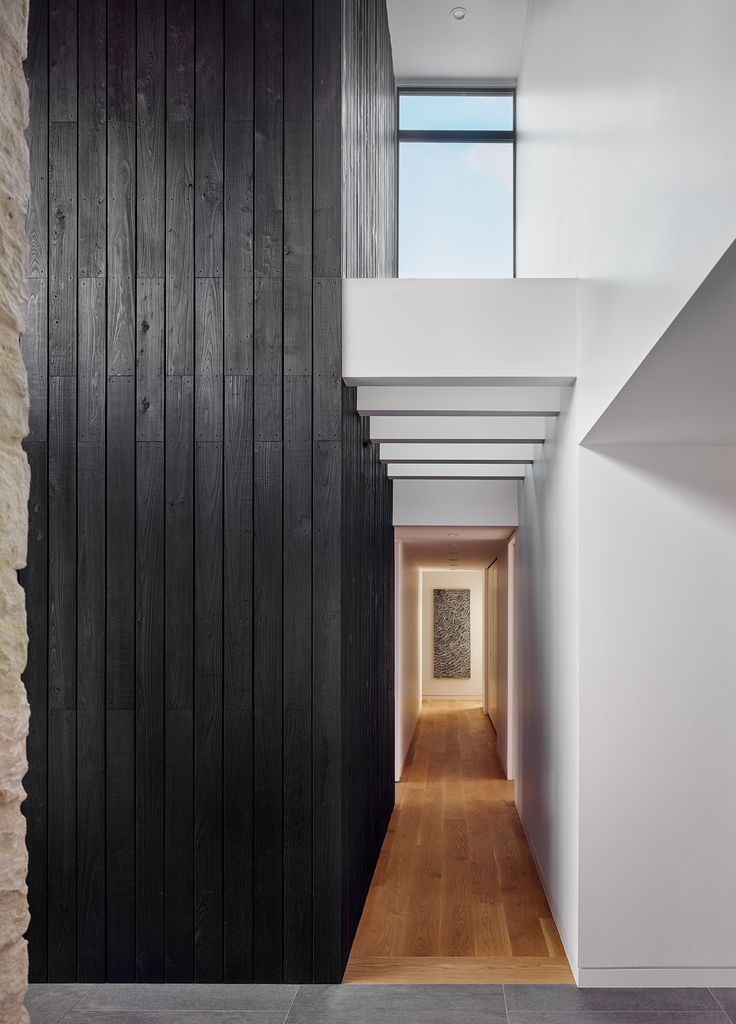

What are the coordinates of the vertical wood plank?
(49, 124, 77, 376)
(194, 442, 224, 980)
(164, 708, 194, 979)
(47, 709, 76, 977)
(254, 277, 282, 442)
(49, 0, 76, 121)
(76, 441, 106, 980)
(166, 0, 194, 122)
(164, 375, 194, 709)
(223, 375, 254, 981)
(166, 124, 195, 374)
(224, 122, 254, 375)
(136, 278, 165, 441)
(107, 376, 135, 710)
(48, 376, 76, 711)
(312, 439, 342, 981)
(135, 441, 165, 980)
(78, 278, 106, 442)
(195, 278, 223, 441)
(253, 440, 283, 981)
(195, 0, 224, 278)
(106, 709, 135, 979)
(78, 0, 106, 278)
(254, 0, 283, 278)
(137, 0, 166, 278)
(224, 0, 253, 123)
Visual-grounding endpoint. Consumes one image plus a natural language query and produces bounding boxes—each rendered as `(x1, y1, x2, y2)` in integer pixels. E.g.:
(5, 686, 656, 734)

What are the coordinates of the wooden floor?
(344, 700, 574, 985)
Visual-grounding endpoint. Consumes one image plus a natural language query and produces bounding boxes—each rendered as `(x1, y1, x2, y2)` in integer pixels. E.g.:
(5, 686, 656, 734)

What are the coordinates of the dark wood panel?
(49, 124, 77, 375)
(78, 0, 106, 278)
(254, 0, 283, 278)
(49, 0, 76, 121)
(135, 442, 166, 980)
(194, 442, 224, 980)
(312, 439, 342, 982)
(78, 278, 106, 442)
(225, 0, 254, 123)
(136, 278, 165, 441)
(106, 376, 136, 710)
(253, 441, 283, 981)
(224, 122, 254, 375)
(195, 277, 224, 441)
(223, 374, 254, 981)
(166, 123, 194, 374)
(164, 377, 194, 710)
(254, 276, 282, 442)
(25, 0, 397, 988)
(76, 442, 106, 980)
(106, 709, 136, 980)
(108, 120, 136, 375)
(164, 708, 194, 979)
(166, 0, 195, 122)
(137, 0, 166, 278)
(47, 708, 76, 977)
(283, 444, 313, 981)
(48, 376, 76, 710)
(195, 0, 224, 278)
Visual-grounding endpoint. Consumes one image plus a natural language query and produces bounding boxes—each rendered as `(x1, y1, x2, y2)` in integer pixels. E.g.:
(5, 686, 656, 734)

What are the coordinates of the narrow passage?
(345, 700, 574, 984)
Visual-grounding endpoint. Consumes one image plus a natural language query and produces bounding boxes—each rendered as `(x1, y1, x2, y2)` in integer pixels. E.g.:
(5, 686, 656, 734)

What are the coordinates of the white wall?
(578, 445, 736, 985)
(489, 545, 510, 775)
(515, 397, 580, 975)
(515, 0, 736, 982)
(395, 541, 422, 780)
(422, 570, 484, 700)
(518, 0, 736, 439)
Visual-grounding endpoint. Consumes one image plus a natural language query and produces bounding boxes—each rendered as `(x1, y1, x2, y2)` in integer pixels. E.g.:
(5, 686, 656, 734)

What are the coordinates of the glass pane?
(399, 142, 513, 278)
(399, 93, 513, 132)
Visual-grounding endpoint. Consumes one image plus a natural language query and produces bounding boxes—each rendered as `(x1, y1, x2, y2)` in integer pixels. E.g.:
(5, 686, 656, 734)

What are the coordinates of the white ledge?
(343, 278, 578, 386)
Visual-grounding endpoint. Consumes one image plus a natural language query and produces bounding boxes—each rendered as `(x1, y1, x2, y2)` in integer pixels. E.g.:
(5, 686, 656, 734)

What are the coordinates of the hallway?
(345, 702, 573, 984)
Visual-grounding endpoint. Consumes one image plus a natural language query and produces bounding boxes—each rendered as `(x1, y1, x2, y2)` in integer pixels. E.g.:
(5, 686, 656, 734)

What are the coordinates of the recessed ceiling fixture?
(450, 6, 467, 21)
(448, 531, 460, 537)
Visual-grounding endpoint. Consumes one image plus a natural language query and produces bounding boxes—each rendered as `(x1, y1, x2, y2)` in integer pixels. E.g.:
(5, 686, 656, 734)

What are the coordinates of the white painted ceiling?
(386, 0, 528, 84)
(395, 525, 514, 570)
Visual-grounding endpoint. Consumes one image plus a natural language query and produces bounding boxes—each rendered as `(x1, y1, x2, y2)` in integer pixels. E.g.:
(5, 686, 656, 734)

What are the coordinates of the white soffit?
(386, 0, 528, 84)
(371, 415, 546, 443)
(358, 386, 560, 417)
(380, 442, 535, 463)
(388, 463, 526, 479)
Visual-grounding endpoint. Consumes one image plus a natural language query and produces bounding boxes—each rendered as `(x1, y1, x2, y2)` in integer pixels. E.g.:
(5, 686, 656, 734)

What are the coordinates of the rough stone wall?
(0, 1, 31, 1023)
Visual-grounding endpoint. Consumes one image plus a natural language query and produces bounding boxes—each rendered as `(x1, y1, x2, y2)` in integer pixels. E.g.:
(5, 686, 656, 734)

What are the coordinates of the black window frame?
(396, 87, 517, 278)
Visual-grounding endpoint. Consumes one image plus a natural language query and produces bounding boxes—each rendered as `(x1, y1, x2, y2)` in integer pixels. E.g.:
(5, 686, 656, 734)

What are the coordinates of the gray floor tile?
(65, 1014, 287, 1024)
(504, 988, 721, 1013)
(710, 991, 736, 1024)
(508, 1012, 729, 1024)
(25, 984, 96, 1024)
(286, 984, 506, 1022)
(76, 986, 298, 1013)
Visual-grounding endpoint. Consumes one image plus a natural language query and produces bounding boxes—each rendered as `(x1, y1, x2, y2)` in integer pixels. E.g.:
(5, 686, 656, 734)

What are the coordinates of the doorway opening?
(344, 527, 573, 984)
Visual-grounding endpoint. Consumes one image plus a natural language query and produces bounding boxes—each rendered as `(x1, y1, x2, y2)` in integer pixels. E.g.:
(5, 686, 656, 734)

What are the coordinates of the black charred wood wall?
(21, 0, 396, 984)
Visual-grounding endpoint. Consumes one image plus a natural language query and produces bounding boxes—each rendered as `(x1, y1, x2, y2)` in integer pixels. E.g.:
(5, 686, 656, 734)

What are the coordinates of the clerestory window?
(398, 90, 515, 278)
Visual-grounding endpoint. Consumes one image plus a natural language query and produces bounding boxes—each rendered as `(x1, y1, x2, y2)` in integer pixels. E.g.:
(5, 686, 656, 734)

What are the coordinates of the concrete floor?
(24, 983, 736, 1024)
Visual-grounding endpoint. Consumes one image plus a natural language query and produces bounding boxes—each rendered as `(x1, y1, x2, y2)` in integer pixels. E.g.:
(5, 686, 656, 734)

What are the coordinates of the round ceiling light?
(450, 6, 467, 21)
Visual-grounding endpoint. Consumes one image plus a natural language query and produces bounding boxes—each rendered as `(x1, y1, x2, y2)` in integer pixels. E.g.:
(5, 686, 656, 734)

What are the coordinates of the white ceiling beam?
(357, 385, 560, 417)
(370, 416, 546, 443)
(387, 464, 527, 480)
(379, 442, 535, 464)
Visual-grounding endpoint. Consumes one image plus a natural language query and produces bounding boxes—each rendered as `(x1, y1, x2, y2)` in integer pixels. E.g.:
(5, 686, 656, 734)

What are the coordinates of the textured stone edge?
(0, 2, 31, 1024)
